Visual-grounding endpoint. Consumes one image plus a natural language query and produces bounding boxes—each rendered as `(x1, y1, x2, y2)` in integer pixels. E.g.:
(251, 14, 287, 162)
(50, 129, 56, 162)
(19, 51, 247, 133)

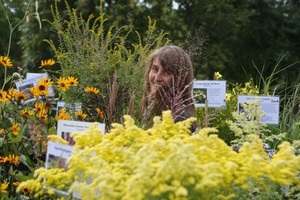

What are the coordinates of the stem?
(0, 0, 33, 86)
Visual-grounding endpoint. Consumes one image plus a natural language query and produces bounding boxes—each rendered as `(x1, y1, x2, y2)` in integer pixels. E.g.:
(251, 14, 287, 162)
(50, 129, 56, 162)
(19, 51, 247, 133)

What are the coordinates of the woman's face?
(148, 57, 172, 94)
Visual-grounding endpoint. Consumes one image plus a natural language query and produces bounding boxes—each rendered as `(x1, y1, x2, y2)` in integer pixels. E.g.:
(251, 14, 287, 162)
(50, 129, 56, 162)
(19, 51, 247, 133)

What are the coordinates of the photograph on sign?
(237, 95, 280, 124)
(193, 80, 226, 108)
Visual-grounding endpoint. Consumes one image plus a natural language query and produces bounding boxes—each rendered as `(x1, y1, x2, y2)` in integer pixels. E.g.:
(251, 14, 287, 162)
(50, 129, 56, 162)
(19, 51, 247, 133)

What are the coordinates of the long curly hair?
(140, 45, 196, 130)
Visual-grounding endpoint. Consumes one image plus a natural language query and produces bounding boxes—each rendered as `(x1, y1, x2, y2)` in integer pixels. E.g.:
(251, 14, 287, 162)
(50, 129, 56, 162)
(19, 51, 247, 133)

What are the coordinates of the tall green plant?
(250, 54, 300, 146)
(44, 0, 169, 129)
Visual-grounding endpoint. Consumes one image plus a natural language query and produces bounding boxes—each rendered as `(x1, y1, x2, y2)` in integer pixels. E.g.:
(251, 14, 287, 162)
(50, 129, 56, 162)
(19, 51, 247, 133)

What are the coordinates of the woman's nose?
(154, 72, 163, 81)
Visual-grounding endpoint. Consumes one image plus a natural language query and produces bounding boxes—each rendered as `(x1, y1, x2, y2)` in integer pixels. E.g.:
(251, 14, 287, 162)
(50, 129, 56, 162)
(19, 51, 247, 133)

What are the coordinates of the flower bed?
(17, 111, 300, 199)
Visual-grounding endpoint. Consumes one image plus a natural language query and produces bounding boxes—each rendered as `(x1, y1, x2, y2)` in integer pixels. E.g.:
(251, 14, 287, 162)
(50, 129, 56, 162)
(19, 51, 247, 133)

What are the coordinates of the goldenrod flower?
(7, 154, 21, 165)
(48, 135, 69, 145)
(0, 56, 13, 67)
(20, 108, 35, 116)
(39, 59, 55, 68)
(15, 111, 300, 199)
(0, 90, 9, 102)
(55, 108, 70, 120)
(57, 77, 71, 92)
(67, 76, 79, 86)
(75, 110, 88, 120)
(95, 107, 105, 119)
(1, 182, 9, 193)
(11, 123, 20, 136)
(84, 87, 99, 94)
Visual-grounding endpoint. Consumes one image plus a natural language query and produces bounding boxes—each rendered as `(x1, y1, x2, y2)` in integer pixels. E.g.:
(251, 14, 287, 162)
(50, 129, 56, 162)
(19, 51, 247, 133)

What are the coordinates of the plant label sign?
(15, 72, 54, 104)
(193, 80, 226, 108)
(45, 141, 80, 198)
(57, 120, 105, 146)
(45, 141, 74, 197)
(237, 95, 280, 124)
(56, 101, 82, 115)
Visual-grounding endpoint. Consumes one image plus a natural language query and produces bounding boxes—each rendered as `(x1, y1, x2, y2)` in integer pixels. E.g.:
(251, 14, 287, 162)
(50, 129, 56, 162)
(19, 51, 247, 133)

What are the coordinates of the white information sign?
(193, 80, 226, 108)
(15, 73, 54, 103)
(57, 120, 105, 145)
(237, 95, 280, 124)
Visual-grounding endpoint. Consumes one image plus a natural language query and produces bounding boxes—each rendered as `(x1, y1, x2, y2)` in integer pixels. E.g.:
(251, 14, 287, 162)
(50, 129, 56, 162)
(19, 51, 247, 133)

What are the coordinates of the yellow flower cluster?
(0, 154, 21, 165)
(0, 88, 29, 102)
(18, 111, 300, 199)
(55, 108, 71, 120)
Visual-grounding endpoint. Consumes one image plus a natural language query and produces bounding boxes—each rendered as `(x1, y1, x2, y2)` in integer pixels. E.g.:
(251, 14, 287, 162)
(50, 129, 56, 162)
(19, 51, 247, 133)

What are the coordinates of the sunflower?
(34, 102, 48, 113)
(35, 79, 50, 96)
(11, 123, 20, 136)
(37, 110, 48, 121)
(55, 108, 71, 120)
(21, 187, 32, 195)
(75, 110, 88, 120)
(15, 91, 29, 101)
(7, 88, 17, 99)
(0, 90, 9, 102)
(96, 107, 105, 119)
(38, 77, 52, 87)
(85, 87, 100, 94)
(20, 108, 35, 116)
(57, 77, 71, 92)
(0, 156, 8, 163)
(7, 154, 20, 165)
(68, 76, 79, 86)
(0, 56, 13, 67)
(29, 87, 39, 98)
(39, 59, 55, 68)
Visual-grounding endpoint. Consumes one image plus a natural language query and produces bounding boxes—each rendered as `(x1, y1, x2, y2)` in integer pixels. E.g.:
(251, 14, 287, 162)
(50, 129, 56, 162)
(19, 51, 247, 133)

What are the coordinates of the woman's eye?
(151, 65, 158, 72)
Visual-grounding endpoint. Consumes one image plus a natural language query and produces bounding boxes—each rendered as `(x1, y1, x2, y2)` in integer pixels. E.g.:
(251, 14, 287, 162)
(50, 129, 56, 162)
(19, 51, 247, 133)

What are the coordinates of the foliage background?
(1, 0, 299, 85)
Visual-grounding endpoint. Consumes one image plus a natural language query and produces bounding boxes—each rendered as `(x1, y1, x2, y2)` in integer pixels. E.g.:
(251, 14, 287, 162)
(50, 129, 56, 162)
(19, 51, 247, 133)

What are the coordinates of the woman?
(140, 45, 197, 132)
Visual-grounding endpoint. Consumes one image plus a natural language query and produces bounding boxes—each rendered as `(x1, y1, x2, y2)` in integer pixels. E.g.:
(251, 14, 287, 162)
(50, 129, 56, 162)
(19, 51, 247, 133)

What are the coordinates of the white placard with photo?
(57, 120, 105, 146)
(15, 73, 54, 103)
(193, 80, 226, 108)
(56, 101, 82, 114)
(45, 142, 80, 199)
(26, 73, 55, 96)
(45, 141, 72, 197)
(237, 95, 280, 124)
(46, 141, 73, 169)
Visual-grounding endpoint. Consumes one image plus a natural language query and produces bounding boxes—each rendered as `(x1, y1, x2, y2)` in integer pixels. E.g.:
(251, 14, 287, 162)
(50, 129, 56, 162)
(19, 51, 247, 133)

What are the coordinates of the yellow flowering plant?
(0, 56, 59, 198)
(0, 0, 168, 198)
(17, 111, 300, 199)
(43, 0, 169, 129)
(195, 73, 261, 144)
(1, 0, 299, 199)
